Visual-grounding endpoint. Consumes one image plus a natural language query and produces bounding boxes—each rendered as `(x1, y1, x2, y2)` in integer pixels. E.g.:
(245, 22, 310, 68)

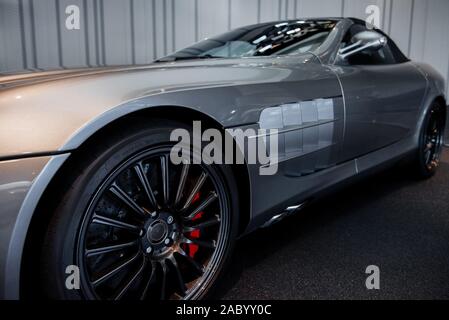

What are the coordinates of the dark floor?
(215, 148, 449, 300)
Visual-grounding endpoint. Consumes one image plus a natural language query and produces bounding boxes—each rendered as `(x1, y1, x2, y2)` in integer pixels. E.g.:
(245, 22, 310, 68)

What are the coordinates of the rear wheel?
(40, 120, 239, 300)
(413, 102, 446, 179)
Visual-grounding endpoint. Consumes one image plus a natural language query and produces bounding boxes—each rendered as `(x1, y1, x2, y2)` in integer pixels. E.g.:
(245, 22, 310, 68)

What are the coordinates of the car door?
(331, 24, 427, 162)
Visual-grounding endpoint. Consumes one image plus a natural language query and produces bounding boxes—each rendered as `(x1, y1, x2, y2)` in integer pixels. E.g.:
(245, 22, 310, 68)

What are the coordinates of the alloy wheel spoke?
(424, 143, 433, 152)
(140, 261, 157, 300)
(184, 215, 221, 232)
(92, 214, 141, 233)
(425, 150, 432, 164)
(176, 247, 205, 275)
(182, 172, 207, 211)
(85, 241, 137, 258)
(184, 192, 217, 221)
(134, 162, 159, 211)
(160, 260, 168, 300)
(175, 162, 190, 207)
(161, 155, 170, 206)
(181, 236, 216, 249)
(109, 183, 146, 217)
(114, 258, 147, 300)
(92, 252, 142, 287)
(168, 255, 187, 296)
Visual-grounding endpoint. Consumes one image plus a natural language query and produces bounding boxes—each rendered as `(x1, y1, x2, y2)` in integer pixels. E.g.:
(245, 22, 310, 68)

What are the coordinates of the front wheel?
(40, 120, 239, 300)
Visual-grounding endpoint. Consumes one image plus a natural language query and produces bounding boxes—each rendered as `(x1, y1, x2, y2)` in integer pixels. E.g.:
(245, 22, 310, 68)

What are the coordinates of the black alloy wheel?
(415, 102, 446, 178)
(40, 120, 238, 300)
(79, 147, 228, 300)
(422, 107, 444, 171)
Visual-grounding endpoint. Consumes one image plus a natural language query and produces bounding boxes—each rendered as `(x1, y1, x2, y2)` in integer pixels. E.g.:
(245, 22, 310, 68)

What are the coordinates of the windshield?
(157, 20, 338, 62)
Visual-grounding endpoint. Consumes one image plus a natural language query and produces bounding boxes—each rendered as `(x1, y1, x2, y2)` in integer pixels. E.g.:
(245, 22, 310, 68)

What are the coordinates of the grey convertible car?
(0, 18, 447, 300)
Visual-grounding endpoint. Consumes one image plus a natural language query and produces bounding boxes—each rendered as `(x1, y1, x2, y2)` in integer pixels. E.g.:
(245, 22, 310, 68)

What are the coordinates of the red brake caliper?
(186, 192, 202, 258)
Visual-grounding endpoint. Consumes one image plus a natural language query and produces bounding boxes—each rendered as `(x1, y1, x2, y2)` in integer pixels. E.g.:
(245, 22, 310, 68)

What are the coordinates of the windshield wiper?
(154, 54, 222, 63)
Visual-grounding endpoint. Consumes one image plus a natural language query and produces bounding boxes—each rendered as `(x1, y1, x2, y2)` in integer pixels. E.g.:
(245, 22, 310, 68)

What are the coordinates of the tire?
(40, 118, 239, 300)
(412, 102, 446, 179)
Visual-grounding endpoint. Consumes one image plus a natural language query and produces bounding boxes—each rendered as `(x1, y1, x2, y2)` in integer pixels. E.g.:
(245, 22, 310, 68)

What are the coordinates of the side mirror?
(338, 30, 387, 60)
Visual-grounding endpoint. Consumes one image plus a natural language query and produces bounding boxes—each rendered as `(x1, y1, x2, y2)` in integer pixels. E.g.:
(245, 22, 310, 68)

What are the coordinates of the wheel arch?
(20, 105, 251, 298)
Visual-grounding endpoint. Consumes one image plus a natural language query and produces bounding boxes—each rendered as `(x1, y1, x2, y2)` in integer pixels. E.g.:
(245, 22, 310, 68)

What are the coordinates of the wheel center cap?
(147, 220, 168, 244)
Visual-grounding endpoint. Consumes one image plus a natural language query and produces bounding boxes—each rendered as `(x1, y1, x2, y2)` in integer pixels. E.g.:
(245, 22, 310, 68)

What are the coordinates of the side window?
(340, 24, 398, 66)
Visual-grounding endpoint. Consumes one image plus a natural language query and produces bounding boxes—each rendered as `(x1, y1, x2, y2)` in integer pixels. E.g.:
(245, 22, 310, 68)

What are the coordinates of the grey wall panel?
(102, 0, 133, 65)
(388, 0, 412, 56)
(198, 0, 230, 40)
(132, 0, 156, 63)
(409, 0, 426, 61)
(422, 0, 449, 99)
(20, 0, 35, 70)
(32, 0, 60, 70)
(92, 0, 104, 65)
(230, 0, 258, 29)
(0, 0, 24, 72)
(286, 0, 298, 19)
(296, 0, 343, 18)
(165, 0, 174, 54)
(278, 0, 297, 20)
(259, 0, 280, 22)
(154, 0, 170, 57)
(257, 0, 280, 22)
(0, 0, 448, 98)
(84, 0, 97, 66)
(173, 0, 195, 50)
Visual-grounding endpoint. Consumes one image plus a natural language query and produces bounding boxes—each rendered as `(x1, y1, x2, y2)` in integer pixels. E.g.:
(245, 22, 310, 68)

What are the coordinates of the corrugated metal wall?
(0, 0, 448, 97)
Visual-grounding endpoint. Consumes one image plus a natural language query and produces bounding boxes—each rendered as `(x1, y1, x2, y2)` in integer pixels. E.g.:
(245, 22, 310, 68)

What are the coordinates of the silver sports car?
(0, 18, 446, 300)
